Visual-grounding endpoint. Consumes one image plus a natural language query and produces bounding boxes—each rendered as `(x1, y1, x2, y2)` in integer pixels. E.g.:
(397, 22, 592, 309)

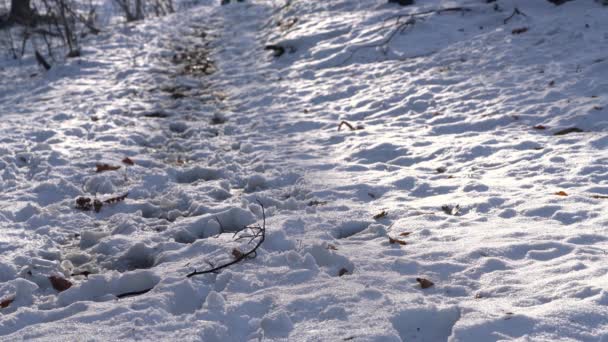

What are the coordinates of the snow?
(0, 0, 608, 340)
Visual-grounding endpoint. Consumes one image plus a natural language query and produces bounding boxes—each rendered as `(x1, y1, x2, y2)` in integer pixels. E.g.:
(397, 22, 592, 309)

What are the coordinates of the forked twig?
(186, 200, 266, 277)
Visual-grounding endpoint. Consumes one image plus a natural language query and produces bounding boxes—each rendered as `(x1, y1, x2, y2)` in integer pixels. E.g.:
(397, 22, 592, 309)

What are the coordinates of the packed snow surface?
(0, 0, 607, 340)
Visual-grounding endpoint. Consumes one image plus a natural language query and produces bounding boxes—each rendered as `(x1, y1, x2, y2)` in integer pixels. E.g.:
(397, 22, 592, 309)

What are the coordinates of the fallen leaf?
(555, 191, 568, 196)
(441, 204, 460, 216)
(533, 124, 547, 130)
(326, 244, 338, 251)
(49, 275, 72, 292)
(122, 157, 135, 166)
(232, 248, 243, 259)
(436, 166, 447, 173)
(416, 277, 434, 289)
(0, 296, 14, 308)
(591, 195, 608, 199)
(96, 163, 121, 173)
(373, 210, 388, 220)
(399, 232, 412, 237)
(389, 237, 407, 245)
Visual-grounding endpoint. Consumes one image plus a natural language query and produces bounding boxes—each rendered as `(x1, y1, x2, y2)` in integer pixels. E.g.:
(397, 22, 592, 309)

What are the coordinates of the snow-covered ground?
(1, 0, 608, 340)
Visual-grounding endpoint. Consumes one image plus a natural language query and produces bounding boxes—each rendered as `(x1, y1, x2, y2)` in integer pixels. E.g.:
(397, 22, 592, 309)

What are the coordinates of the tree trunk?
(10, 0, 33, 23)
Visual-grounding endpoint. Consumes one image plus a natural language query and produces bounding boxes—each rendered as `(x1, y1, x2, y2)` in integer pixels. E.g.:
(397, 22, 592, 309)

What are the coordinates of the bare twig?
(186, 200, 266, 277)
(338, 120, 363, 131)
(339, 7, 470, 65)
(116, 287, 153, 299)
(503, 7, 527, 25)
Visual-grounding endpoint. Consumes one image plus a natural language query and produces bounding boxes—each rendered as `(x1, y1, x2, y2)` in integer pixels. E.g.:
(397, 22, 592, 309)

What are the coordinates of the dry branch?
(339, 7, 470, 65)
(186, 200, 266, 277)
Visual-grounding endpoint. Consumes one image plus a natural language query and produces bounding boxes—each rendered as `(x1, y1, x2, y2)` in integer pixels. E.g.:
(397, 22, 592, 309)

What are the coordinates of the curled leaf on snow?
(591, 194, 608, 199)
(232, 248, 244, 259)
(326, 244, 338, 251)
(399, 232, 412, 237)
(0, 296, 15, 308)
(554, 127, 584, 136)
(389, 237, 407, 245)
(338, 268, 349, 276)
(373, 210, 388, 220)
(96, 163, 121, 173)
(441, 204, 460, 216)
(555, 191, 568, 196)
(49, 275, 72, 292)
(533, 124, 547, 130)
(122, 157, 135, 166)
(416, 277, 434, 289)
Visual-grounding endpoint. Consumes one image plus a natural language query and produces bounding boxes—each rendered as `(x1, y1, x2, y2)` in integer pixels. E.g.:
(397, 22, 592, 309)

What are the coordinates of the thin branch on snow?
(339, 7, 471, 66)
(186, 200, 266, 278)
(503, 7, 527, 25)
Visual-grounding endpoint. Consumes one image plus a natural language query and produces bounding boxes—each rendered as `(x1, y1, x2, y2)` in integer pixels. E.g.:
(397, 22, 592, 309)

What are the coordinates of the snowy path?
(1, 0, 608, 341)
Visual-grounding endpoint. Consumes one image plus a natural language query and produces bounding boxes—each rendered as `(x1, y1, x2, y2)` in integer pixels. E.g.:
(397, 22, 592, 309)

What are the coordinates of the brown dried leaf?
(373, 210, 388, 220)
(0, 296, 14, 308)
(533, 124, 547, 130)
(591, 194, 608, 199)
(232, 248, 243, 259)
(96, 163, 121, 173)
(399, 232, 412, 237)
(389, 237, 407, 245)
(555, 191, 568, 196)
(49, 275, 72, 292)
(122, 157, 135, 166)
(416, 277, 434, 289)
